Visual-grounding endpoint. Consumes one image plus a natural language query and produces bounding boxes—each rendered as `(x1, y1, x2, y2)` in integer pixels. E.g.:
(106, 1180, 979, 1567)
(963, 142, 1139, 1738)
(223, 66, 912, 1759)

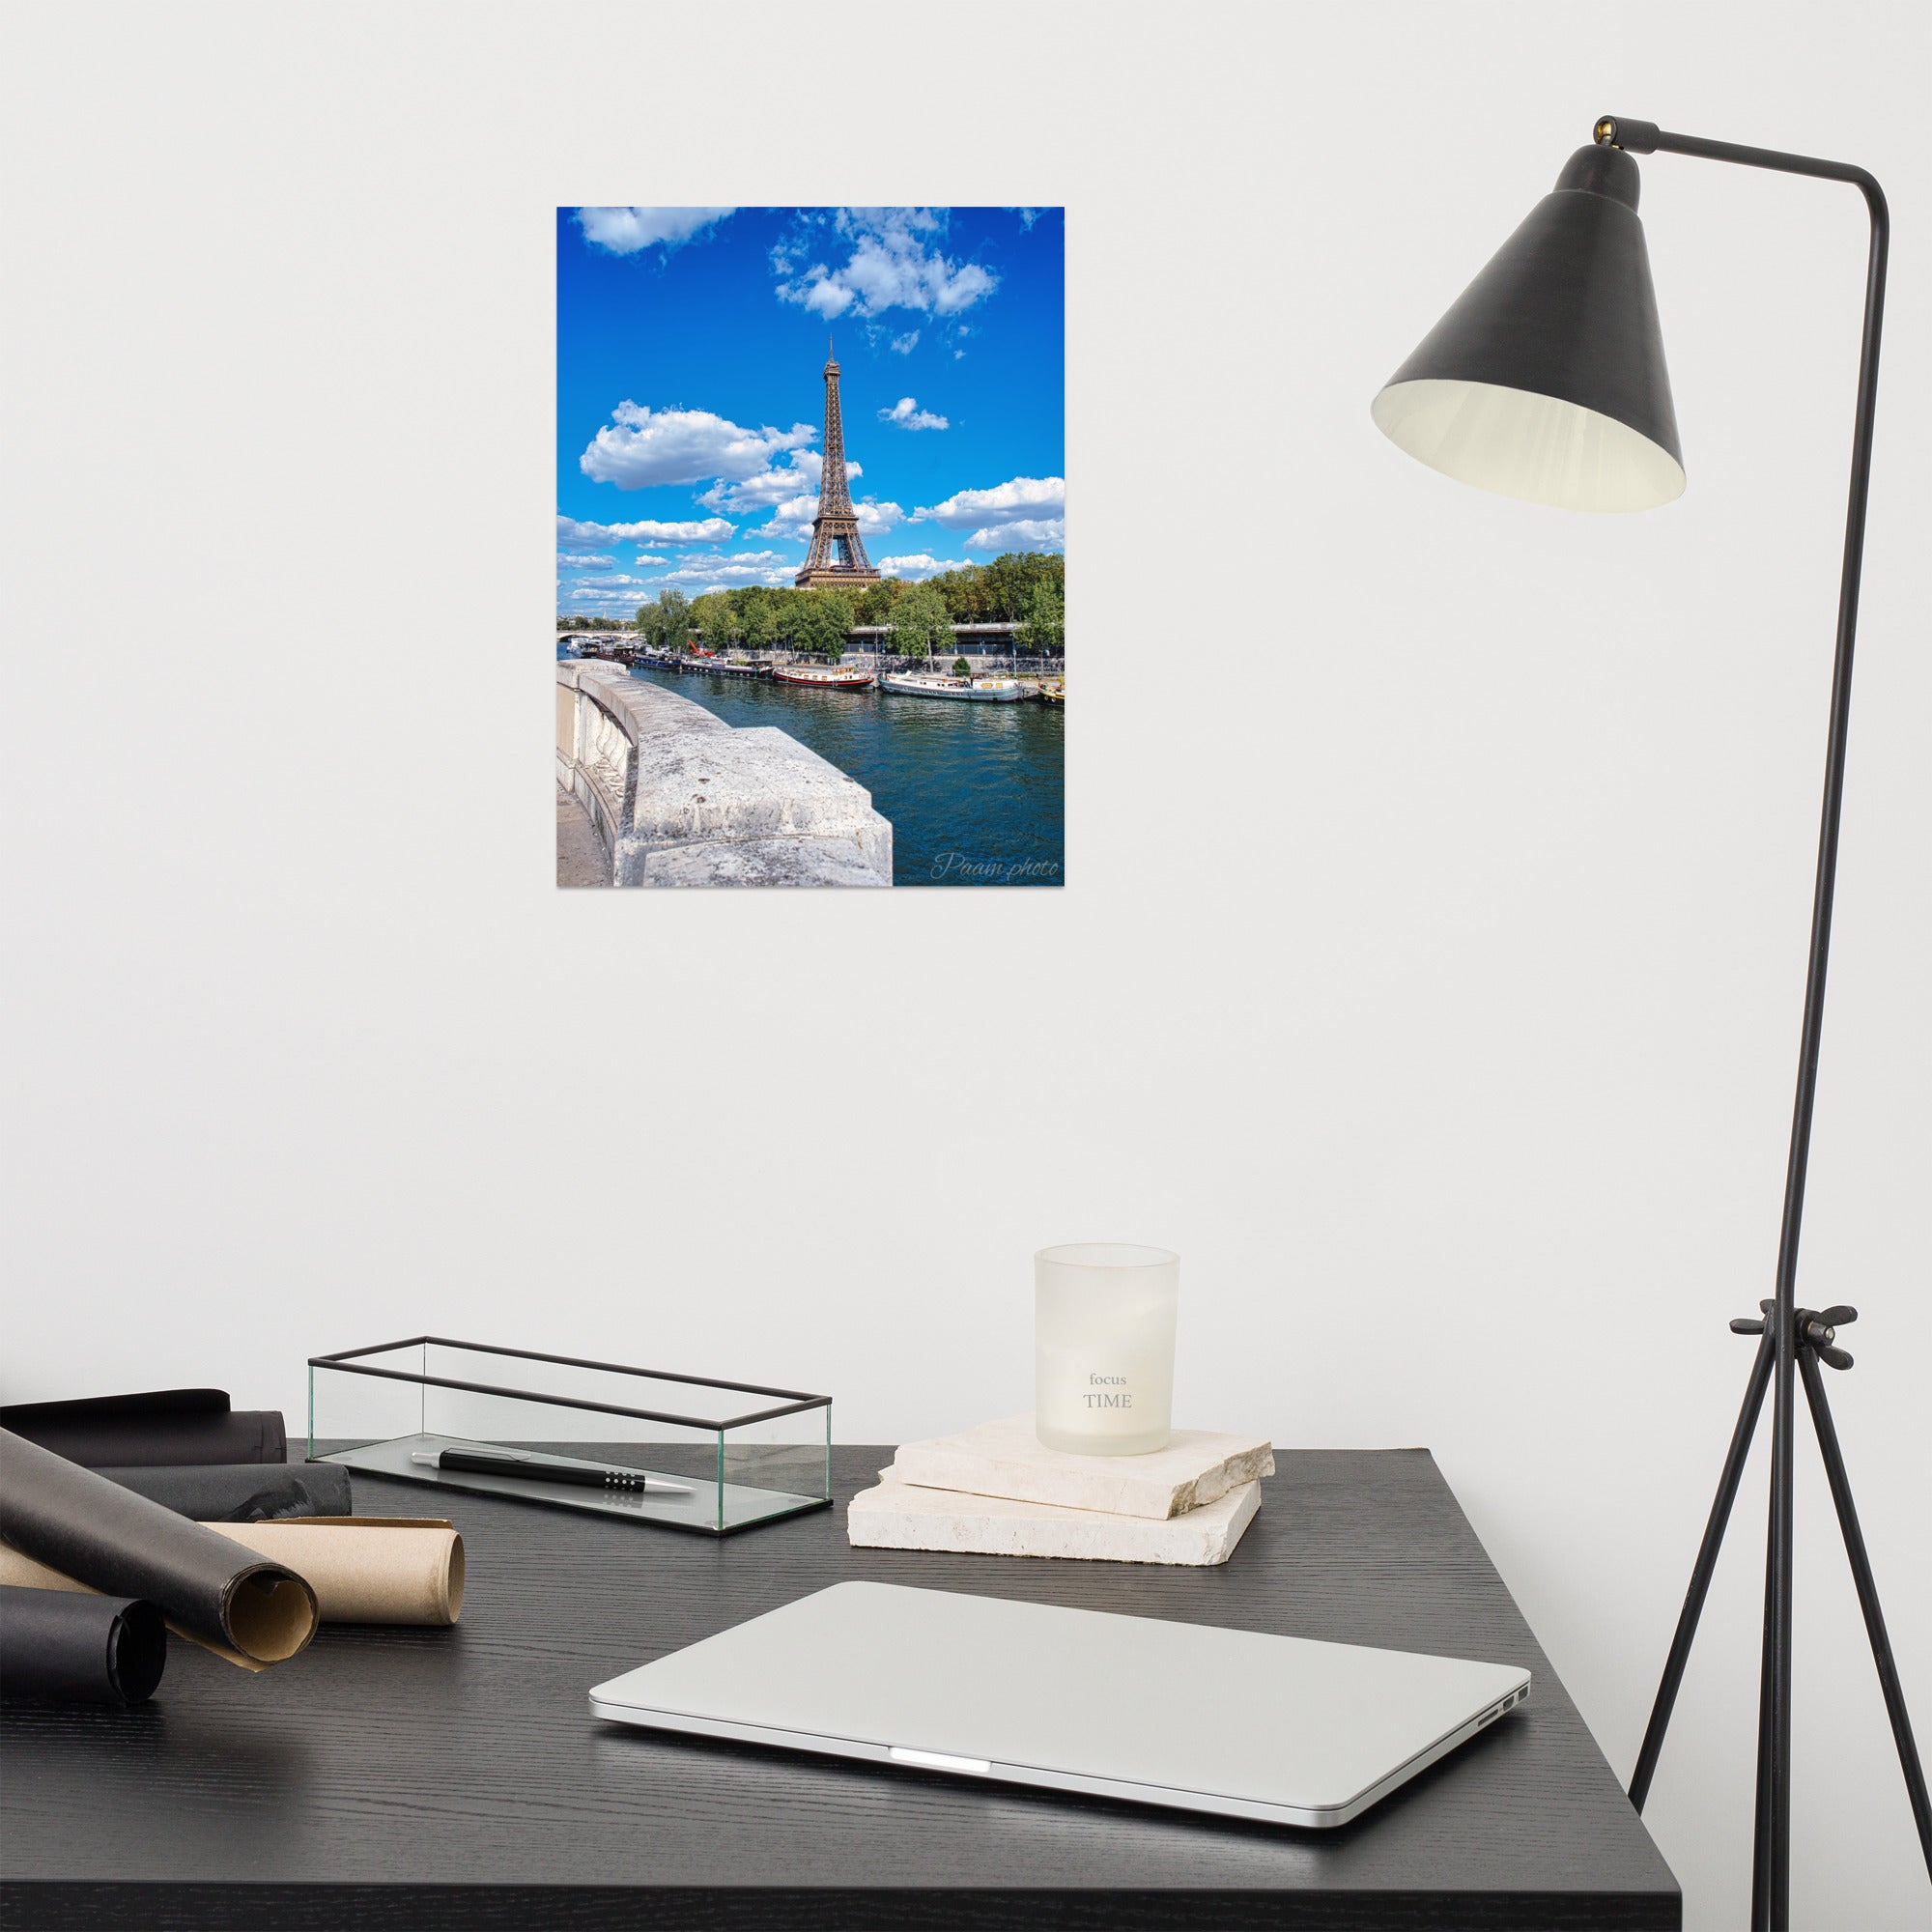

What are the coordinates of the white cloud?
(565, 574, 655, 589)
(793, 279, 853, 320)
(632, 552, 669, 565)
(776, 209, 998, 322)
(851, 497, 902, 536)
(879, 396, 948, 432)
(748, 496, 818, 538)
(861, 322, 923, 357)
(698, 447, 864, 513)
(646, 549, 801, 590)
(913, 476, 1065, 528)
(579, 402, 815, 490)
(964, 517, 1065, 553)
(557, 513, 736, 547)
(877, 553, 952, 579)
(752, 495, 902, 541)
(556, 552, 615, 568)
(574, 207, 735, 254)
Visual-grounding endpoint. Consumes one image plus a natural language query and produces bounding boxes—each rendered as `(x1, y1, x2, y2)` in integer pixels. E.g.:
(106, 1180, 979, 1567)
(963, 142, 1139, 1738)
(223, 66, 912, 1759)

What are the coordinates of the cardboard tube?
(0, 1520, 465, 1633)
(0, 1430, 316, 1669)
(0, 1543, 281, 1672)
(200, 1520, 465, 1626)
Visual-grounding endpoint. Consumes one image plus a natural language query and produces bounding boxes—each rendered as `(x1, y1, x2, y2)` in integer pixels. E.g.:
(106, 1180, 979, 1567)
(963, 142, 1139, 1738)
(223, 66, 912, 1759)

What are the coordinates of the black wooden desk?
(2, 1447, 1678, 1930)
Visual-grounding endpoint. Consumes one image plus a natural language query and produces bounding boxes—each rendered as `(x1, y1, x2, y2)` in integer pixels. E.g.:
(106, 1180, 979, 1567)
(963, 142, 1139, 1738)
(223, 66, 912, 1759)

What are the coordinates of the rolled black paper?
(0, 1390, 286, 1467)
(95, 1462, 352, 1522)
(0, 1585, 166, 1705)
(0, 1430, 316, 1667)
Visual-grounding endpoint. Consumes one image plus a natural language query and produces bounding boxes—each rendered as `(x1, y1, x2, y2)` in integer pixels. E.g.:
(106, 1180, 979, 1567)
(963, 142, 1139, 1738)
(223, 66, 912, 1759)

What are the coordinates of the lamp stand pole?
(1591, 119, 1928, 1930)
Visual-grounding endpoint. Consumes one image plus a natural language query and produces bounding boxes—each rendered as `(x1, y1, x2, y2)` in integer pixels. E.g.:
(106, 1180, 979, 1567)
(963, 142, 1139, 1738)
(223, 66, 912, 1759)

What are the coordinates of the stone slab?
(639, 834, 890, 888)
(890, 1414, 1274, 1520)
(847, 1467, 1261, 1566)
(558, 663, 892, 888)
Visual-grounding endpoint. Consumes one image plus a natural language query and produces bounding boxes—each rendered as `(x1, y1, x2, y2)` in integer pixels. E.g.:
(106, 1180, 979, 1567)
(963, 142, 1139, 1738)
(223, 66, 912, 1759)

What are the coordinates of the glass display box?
(309, 1337, 832, 1535)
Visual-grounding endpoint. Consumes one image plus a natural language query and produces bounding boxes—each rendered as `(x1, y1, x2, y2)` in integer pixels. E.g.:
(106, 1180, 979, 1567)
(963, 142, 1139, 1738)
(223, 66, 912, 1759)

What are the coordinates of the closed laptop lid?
(590, 1580, 1529, 1822)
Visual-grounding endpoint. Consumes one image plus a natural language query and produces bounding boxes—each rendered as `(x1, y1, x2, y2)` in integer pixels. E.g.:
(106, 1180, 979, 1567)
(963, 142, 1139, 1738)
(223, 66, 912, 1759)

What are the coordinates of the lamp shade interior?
(1373, 144, 1684, 514)
(1372, 377, 1685, 512)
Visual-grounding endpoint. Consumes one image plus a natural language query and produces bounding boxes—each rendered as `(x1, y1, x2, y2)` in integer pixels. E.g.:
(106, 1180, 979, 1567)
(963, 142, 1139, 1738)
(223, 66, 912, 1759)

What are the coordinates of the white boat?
(879, 672, 1026, 703)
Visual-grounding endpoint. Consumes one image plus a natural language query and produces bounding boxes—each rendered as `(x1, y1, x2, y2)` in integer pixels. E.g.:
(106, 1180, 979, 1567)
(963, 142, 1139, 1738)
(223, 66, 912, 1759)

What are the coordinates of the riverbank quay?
(632, 652, 1065, 683)
(560, 640, 1065, 683)
(555, 662, 892, 887)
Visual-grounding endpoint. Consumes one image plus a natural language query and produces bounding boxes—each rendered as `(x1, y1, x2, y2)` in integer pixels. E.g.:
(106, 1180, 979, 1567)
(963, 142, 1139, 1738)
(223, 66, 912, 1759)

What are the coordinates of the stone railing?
(555, 662, 893, 887)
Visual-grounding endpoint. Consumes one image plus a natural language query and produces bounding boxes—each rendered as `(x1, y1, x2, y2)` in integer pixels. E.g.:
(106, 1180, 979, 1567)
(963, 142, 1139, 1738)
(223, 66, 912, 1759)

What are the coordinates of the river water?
(625, 663, 1065, 888)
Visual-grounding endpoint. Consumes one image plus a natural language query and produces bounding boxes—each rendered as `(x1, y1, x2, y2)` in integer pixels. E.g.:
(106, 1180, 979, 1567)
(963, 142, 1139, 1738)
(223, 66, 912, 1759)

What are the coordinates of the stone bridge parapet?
(555, 662, 893, 887)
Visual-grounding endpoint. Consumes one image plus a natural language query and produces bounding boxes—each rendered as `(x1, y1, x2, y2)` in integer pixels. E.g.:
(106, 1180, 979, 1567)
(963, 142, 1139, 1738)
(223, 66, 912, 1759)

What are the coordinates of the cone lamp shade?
(1373, 145, 1685, 512)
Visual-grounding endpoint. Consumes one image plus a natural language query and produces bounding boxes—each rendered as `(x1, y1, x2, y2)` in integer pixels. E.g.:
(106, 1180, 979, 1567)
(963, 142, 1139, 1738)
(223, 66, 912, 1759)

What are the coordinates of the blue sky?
(557, 208, 1064, 617)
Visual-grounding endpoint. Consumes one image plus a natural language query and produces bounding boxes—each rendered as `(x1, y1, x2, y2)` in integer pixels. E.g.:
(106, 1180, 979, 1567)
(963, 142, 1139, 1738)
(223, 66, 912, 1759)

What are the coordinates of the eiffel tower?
(795, 337, 881, 590)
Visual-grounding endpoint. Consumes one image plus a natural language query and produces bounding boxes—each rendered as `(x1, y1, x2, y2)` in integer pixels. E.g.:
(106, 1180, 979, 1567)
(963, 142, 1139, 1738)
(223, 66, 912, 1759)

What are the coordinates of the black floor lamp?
(1371, 116, 1930, 1931)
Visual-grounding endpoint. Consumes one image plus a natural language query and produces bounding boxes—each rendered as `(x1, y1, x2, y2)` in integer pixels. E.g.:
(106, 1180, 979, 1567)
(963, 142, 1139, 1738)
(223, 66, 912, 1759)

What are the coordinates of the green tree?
(821, 589, 854, 663)
(890, 583, 952, 662)
(931, 563, 982, 622)
(791, 599, 830, 656)
(858, 578, 901, 626)
(951, 655, 972, 677)
(767, 589, 799, 647)
(791, 590, 854, 660)
(980, 554, 1021, 621)
(740, 597, 774, 652)
(700, 595, 735, 654)
(1016, 580, 1064, 657)
(657, 588, 693, 652)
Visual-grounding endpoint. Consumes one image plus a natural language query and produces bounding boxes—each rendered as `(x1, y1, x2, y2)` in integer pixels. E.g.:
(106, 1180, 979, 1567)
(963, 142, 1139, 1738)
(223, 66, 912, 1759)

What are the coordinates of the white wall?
(3, 4, 1927, 1924)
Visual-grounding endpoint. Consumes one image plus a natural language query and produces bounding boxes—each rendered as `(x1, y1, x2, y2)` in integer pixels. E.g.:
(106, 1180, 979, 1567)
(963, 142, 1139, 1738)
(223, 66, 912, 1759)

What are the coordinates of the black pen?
(411, 1446, 690, 1495)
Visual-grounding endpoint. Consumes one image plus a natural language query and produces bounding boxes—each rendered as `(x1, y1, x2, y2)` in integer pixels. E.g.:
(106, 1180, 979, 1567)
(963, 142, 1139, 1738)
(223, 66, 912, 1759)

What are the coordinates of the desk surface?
(2, 1446, 1679, 1931)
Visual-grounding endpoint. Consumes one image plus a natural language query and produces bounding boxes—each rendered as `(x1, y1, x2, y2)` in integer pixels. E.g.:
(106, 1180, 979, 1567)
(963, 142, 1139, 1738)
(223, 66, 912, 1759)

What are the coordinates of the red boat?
(774, 664, 875, 691)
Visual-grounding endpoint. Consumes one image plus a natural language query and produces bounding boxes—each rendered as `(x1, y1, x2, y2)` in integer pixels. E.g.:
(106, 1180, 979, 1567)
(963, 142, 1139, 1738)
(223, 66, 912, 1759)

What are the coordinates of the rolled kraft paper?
(98, 1463, 353, 1522)
(0, 1430, 316, 1670)
(202, 1520, 466, 1625)
(0, 1390, 286, 1467)
(0, 1584, 167, 1705)
(0, 1522, 463, 1630)
(0, 1547, 266, 1672)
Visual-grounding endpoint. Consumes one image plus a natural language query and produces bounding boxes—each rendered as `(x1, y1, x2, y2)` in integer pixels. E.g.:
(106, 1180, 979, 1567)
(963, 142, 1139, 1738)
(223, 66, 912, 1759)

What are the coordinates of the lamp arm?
(1595, 116, 1884, 204)
(1598, 114, 1889, 1932)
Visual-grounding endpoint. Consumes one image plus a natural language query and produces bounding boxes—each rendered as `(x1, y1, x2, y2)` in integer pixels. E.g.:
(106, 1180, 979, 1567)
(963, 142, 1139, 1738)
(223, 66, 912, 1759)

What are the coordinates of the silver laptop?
(589, 1580, 1530, 1828)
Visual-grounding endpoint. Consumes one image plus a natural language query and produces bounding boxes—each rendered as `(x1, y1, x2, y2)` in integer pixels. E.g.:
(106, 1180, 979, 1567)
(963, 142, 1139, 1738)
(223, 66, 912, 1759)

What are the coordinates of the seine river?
(625, 662, 1065, 888)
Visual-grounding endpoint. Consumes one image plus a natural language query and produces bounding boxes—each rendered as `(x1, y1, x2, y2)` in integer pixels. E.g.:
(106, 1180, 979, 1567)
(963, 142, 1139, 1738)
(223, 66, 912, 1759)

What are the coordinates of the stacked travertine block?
(847, 1416, 1274, 1567)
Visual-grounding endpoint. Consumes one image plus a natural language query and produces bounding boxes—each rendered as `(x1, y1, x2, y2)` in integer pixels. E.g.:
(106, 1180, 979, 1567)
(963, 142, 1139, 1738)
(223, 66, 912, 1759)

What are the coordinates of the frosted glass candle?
(1034, 1243, 1179, 1456)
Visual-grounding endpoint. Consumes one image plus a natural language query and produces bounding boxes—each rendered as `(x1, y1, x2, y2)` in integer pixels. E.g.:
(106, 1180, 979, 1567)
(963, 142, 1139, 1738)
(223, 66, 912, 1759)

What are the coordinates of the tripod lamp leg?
(1753, 1454, 1781, 1931)
(1798, 1349, 1932, 1878)
(1631, 1327, 1776, 1811)
(1767, 1308, 1798, 1932)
